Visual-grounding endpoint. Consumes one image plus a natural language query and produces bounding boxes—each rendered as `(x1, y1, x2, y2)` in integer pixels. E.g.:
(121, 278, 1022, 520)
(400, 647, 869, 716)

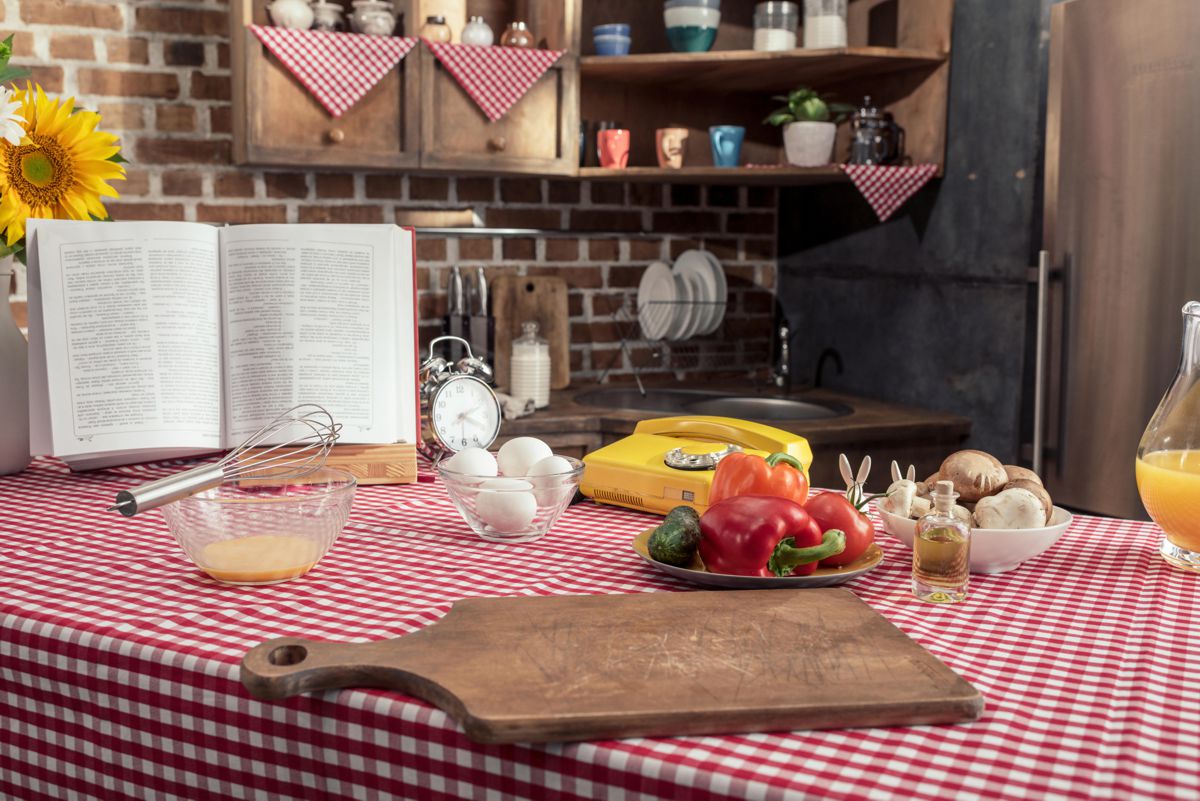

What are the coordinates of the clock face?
(430, 376, 502, 453)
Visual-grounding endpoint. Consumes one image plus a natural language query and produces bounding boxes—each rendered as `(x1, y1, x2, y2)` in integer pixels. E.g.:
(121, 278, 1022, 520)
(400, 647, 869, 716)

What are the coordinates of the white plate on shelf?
(698, 250, 728, 334)
(666, 271, 695, 340)
(673, 250, 719, 335)
(637, 261, 675, 341)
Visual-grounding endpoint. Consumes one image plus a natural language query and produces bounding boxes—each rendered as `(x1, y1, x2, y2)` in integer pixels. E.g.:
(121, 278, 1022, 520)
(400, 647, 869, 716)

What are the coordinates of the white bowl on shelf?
(876, 501, 1074, 574)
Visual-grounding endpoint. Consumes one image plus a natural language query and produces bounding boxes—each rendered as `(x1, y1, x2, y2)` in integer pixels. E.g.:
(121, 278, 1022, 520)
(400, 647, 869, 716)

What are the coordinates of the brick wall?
(5, 0, 778, 382)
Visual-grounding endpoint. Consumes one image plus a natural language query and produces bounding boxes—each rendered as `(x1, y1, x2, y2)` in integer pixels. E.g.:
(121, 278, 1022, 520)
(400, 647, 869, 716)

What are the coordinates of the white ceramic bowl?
(876, 501, 1073, 574)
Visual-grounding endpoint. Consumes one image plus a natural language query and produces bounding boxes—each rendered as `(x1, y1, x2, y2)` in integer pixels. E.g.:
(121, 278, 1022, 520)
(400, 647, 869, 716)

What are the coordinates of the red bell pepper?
(709, 451, 810, 506)
(698, 495, 845, 577)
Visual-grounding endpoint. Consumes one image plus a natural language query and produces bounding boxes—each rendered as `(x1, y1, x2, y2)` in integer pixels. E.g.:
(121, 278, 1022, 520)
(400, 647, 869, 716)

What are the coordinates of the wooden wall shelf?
(579, 166, 849, 186)
(581, 47, 947, 94)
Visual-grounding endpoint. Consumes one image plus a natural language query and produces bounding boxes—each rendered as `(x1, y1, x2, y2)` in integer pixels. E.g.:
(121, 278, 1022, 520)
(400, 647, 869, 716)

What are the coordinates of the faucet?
(772, 324, 791, 392)
(815, 348, 844, 388)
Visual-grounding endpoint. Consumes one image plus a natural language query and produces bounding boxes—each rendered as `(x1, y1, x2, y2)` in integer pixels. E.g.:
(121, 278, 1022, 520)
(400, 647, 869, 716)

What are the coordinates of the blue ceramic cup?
(709, 125, 745, 168)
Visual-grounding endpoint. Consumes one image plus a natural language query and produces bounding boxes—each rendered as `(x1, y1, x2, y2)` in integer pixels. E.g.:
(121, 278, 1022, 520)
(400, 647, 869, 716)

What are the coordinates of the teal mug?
(709, 125, 745, 168)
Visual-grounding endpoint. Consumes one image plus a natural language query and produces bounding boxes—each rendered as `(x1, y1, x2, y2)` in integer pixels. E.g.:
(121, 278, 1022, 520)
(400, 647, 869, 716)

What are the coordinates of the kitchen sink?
(573, 388, 850, 421)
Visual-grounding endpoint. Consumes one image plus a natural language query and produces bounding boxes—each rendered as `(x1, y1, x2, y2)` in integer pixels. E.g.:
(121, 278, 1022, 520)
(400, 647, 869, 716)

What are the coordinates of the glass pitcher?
(1136, 301, 1200, 572)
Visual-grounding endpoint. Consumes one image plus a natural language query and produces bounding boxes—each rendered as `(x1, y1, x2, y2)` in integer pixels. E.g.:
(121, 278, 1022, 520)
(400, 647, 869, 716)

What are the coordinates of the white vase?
(0, 255, 30, 474)
(783, 121, 837, 167)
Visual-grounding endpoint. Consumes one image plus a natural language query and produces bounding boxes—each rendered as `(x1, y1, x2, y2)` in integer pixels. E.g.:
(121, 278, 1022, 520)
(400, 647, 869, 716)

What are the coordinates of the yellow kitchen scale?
(580, 416, 812, 516)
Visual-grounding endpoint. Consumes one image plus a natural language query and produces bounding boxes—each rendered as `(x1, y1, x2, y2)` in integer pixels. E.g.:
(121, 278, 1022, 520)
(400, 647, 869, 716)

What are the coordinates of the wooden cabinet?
(232, 0, 954, 186)
(233, 0, 580, 175)
(233, 29, 419, 170)
(418, 49, 578, 175)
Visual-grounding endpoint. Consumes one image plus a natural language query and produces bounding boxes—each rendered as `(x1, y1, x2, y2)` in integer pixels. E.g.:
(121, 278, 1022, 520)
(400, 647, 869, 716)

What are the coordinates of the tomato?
(804, 491, 875, 566)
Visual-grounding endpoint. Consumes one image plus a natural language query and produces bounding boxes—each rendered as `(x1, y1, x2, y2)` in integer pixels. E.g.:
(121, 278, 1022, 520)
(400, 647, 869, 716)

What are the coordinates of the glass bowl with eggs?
(437, 437, 584, 543)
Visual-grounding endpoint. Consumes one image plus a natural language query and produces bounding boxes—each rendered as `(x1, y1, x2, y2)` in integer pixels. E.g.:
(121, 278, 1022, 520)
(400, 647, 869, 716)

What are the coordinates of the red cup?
(597, 129, 631, 169)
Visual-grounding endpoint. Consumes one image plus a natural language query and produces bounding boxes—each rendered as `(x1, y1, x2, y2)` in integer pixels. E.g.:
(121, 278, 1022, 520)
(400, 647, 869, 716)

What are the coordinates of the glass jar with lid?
(461, 15, 495, 46)
(420, 15, 452, 43)
(753, 2, 798, 51)
(510, 321, 551, 409)
(500, 21, 536, 48)
(803, 0, 847, 48)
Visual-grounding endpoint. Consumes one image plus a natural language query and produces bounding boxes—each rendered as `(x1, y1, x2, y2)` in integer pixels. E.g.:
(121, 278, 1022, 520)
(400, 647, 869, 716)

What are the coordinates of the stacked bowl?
(593, 23, 632, 56)
(664, 0, 721, 52)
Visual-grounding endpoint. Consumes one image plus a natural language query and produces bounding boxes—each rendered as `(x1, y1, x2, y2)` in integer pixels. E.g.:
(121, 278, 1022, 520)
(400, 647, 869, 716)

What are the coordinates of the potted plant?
(764, 87, 854, 167)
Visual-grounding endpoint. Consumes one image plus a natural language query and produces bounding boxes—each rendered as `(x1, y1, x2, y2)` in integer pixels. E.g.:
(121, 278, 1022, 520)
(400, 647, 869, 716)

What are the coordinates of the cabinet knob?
(488, 136, 507, 153)
(327, 129, 345, 144)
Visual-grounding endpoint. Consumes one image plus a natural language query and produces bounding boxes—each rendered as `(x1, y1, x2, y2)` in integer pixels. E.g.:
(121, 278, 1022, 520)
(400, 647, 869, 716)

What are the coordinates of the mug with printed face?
(656, 127, 689, 169)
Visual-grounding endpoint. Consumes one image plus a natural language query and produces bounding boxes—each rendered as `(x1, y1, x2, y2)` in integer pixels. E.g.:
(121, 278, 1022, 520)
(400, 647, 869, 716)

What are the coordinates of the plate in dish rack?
(632, 528, 884, 588)
(637, 261, 675, 341)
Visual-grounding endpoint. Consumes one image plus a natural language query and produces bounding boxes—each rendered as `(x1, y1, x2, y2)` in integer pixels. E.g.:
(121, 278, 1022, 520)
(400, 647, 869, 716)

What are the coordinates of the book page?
(27, 219, 222, 459)
(220, 225, 415, 445)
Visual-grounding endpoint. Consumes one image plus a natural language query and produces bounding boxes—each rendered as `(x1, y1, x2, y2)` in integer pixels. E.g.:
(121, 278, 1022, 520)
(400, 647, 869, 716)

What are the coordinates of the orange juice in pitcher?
(1137, 302, 1200, 571)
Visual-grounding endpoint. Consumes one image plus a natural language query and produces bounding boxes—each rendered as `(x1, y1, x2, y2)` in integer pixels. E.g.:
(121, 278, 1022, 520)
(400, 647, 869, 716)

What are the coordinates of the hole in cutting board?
(269, 644, 308, 666)
(525, 282, 535, 293)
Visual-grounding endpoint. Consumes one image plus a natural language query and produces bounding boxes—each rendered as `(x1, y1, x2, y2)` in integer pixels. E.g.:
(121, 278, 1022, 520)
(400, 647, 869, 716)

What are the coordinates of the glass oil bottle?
(913, 480, 971, 603)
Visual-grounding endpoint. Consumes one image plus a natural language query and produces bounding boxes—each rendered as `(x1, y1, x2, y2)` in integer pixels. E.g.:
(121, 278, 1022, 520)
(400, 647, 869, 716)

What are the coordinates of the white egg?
(497, 437, 553, 477)
(445, 447, 498, 477)
(475, 478, 537, 533)
(526, 455, 575, 506)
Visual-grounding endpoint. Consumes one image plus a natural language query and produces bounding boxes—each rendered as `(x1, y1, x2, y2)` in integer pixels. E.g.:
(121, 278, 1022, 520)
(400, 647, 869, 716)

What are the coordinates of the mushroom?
(1004, 465, 1043, 486)
(917, 472, 940, 499)
(939, 450, 1008, 502)
(1004, 478, 1052, 525)
(908, 496, 932, 519)
(974, 488, 1047, 529)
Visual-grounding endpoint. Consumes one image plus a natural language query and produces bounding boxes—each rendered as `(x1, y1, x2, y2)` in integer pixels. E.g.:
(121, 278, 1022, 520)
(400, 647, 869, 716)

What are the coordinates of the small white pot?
(782, 121, 837, 167)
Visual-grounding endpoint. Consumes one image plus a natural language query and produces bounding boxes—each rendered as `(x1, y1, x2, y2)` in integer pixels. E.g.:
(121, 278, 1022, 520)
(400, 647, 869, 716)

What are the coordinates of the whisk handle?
(109, 464, 226, 517)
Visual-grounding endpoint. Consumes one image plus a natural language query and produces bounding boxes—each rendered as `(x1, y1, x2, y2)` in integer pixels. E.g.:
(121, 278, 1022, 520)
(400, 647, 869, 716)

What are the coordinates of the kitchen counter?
(498, 382, 972, 488)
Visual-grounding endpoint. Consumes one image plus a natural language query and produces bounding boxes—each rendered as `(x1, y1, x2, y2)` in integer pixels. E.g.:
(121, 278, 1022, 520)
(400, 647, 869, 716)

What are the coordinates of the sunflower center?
(6, 134, 74, 208)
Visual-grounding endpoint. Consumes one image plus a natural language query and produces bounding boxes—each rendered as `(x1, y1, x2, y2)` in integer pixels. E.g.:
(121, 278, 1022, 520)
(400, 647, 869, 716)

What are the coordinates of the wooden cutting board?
(491, 275, 570, 392)
(241, 590, 983, 744)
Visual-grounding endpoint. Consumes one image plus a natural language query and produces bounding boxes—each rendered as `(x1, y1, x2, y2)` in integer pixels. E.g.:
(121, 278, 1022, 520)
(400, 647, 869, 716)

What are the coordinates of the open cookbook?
(26, 220, 419, 470)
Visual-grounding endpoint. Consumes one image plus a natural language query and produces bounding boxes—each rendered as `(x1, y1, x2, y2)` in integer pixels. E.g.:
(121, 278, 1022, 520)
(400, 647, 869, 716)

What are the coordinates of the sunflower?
(0, 84, 125, 247)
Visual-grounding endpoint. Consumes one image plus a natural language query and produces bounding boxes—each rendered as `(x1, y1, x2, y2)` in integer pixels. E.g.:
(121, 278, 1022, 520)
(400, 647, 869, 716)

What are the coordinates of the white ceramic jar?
(349, 0, 396, 35)
(461, 15, 495, 46)
(266, 0, 315, 30)
(510, 321, 551, 409)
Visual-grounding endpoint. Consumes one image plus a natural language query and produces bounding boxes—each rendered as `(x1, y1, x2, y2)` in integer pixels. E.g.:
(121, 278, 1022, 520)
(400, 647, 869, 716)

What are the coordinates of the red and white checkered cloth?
(424, 40, 564, 123)
(250, 26, 417, 118)
(2, 457, 1199, 800)
(842, 163, 940, 222)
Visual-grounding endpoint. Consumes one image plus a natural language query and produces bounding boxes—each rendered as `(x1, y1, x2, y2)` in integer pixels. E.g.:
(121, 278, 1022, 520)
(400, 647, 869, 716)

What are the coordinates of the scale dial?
(426, 374, 502, 454)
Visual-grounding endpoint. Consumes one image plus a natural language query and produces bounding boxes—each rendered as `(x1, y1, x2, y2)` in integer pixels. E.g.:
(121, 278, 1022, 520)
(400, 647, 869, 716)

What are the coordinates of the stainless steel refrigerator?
(1037, 0, 1200, 518)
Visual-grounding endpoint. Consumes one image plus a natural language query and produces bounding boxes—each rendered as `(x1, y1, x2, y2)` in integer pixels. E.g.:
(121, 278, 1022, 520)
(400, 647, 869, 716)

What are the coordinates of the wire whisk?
(107, 404, 342, 517)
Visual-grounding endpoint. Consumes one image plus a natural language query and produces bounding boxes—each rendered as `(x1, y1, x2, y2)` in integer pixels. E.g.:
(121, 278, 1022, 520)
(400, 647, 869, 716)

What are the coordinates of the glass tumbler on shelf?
(803, 0, 847, 48)
(753, 2, 798, 51)
(1136, 301, 1200, 572)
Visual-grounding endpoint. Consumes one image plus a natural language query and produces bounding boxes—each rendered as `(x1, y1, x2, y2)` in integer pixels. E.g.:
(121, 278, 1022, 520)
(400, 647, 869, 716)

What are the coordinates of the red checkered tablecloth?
(841, 163, 940, 222)
(425, 41, 564, 123)
(2, 457, 1198, 800)
(250, 26, 418, 118)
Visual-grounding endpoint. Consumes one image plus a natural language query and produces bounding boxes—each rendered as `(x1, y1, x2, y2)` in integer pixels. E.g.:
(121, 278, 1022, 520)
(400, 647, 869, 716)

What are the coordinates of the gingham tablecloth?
(1, 457, 1197, 801)
(424, 41, 564, 123)
(249, 26, 418, 118)
(841, 164, 940, 222)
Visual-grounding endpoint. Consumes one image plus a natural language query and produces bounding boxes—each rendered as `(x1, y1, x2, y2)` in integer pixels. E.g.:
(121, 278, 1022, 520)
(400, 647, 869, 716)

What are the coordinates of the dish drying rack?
(597, 295, 744, 393)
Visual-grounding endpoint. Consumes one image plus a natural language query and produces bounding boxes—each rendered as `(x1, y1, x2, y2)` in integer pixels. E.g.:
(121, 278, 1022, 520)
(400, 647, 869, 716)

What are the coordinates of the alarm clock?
(419, 336, 502, 459)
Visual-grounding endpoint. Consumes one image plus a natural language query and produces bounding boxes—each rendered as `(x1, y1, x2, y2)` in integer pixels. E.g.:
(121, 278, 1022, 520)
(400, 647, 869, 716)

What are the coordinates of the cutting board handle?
(241, 635, 430, 701)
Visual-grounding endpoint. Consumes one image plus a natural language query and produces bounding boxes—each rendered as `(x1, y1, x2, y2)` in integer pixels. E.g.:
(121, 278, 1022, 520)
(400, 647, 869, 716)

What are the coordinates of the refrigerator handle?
(1032, 250, 1050, 476)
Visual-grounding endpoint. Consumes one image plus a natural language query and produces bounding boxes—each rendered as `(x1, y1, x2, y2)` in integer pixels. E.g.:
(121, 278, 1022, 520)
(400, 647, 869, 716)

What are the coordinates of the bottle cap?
(932, 479, 959, 511)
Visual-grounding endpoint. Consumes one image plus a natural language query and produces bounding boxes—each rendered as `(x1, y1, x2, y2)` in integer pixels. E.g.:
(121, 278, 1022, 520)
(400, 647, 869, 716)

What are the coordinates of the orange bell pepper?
(709, 451, 810, 506)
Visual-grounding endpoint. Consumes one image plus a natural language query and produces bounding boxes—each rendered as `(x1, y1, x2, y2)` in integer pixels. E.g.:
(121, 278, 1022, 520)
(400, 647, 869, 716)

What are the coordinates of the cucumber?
(648, 506, 702, 566)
